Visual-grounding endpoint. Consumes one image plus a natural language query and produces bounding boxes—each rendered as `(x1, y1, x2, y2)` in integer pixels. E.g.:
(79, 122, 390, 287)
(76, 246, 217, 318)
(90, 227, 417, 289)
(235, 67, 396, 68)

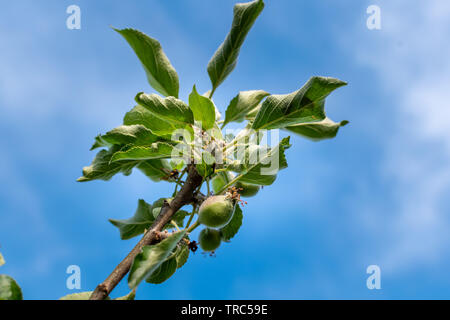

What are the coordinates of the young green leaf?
(233, 137, 291, 185)
(252, 77, 347, 130)
(110, 143, 175, 162)
(188, 85, 216, 130)
(167, 210, 190, 230)
(137, 159, 172, 182)
(124, 105, 179, 137)
(115, 28, 179, 98)
(175, 242, 190, 269)
(223, 90, 269, 127)
(207, 0, 265, 94)
(286, 118, 349, 141)
(128, 230, 187, 289)
(109, 199, 154, 240)
(91, 125, 160, 150)
(145, 256, 178, 284)
(0, 275, 23, 300)
(77, 146, 138, 182)
(220, 205, 243, 241)
(196, 151, 216, 179)
(135, 93, 194, 128)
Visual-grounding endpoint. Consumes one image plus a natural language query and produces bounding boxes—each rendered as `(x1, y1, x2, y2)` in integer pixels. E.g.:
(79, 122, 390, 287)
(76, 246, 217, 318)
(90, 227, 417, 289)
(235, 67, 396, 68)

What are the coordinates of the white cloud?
(350, 0, 450, 271)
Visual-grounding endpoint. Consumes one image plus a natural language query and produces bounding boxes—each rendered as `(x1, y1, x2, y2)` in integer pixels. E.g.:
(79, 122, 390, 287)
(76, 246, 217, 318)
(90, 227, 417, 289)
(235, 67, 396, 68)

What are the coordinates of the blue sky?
(1, 0, 450, 299)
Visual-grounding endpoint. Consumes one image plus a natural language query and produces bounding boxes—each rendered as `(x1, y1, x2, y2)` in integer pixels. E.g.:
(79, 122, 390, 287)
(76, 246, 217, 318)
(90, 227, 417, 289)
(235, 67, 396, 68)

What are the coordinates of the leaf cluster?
(78, 0, 348, 294)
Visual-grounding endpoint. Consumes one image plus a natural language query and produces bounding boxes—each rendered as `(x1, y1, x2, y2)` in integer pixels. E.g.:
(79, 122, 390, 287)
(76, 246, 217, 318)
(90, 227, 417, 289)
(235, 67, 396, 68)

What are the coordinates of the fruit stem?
(217, 174, 244, 195)
(187, 220, 200, 233)
(206, 178, 211, 196)
(185, 205, 197, 229)
(171, 220, 180, 231)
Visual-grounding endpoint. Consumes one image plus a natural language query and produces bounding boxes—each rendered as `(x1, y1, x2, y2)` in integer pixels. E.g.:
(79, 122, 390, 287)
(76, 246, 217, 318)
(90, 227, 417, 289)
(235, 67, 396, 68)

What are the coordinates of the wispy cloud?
(348, 0, 450, 271)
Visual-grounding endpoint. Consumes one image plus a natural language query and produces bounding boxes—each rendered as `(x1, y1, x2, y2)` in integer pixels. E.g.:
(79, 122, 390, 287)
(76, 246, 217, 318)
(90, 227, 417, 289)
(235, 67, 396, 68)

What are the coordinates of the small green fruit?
(199, 228, 222, 252)
(199, 195, 235, 228)
(235, 181, 260, 197)
(211, 172, 234, 194)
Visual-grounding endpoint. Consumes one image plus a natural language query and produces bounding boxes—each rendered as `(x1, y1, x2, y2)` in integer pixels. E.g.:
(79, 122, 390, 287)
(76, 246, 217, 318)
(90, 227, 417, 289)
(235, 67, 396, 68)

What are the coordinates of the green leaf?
(91, 125, 160, 150)
(145, 256, 177, 284)
(137, 159, 172, 182)
(109, 199, 154, 240)
(196, 153, 216, 179)
(167, 210, 190, 230)
(285, 118, 349, 141)
(111, 143, 175, 162)
(115, 28, 179, 98)
(128, 230, 187, 289)
(135, 93, 194, 128)
(115, 291, 136, 300)
(223, 90, 269, 127)
(0, 275, 23, 300)
(207, 0, 265, 93)
(59, 291, 102, 300)
(221, 204, 243, 241)
(124, 105, 179, 137)
(244, 104, 261, 121)
(188, 85, 216, 130)
(175, 242, 190, 269)
(252, 77, 347, 130)
(77, 146, 138, 182)
(234, 137, 291, 185)
(0, 253, 5, 267)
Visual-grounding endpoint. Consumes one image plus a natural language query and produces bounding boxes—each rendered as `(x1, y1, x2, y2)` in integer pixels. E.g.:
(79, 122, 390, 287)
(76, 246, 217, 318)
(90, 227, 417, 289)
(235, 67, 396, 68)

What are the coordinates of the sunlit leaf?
(137, 159, 172, 182)
(111, 143, 175, 162)
(0, 275, 23, 300)
(145, 256, 177, 284)
(77, 146, 137, 182)
(135, 93, 194, 128)
(221, 205, 243, 241)
(285, 118, 349, 141)
(189, 85, 216, 130)
(128, 230, 187, 289)
(124, 105, 178, 137)
(207, 0, 265, 93)
(232, 137, 291, 185)
(252, 77, 347, 130)
(223, 90, 269, 127)
(109, 199, 154, 240)
(115, 28, 179, 98)
(91, 125, 160, 150)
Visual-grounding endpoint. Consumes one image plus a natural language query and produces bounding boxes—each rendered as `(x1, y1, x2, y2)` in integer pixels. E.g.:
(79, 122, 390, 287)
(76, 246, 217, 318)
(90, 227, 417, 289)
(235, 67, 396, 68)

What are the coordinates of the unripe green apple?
(199, 228, 222, 252)
(235, 181, 260, 197)
(198, 195, 235, 228)
(211, 172, 234, 194)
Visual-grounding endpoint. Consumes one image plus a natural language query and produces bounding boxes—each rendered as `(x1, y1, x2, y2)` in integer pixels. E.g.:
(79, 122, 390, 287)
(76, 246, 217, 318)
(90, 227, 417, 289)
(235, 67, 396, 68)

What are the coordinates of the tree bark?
(89, 165, 203, 300)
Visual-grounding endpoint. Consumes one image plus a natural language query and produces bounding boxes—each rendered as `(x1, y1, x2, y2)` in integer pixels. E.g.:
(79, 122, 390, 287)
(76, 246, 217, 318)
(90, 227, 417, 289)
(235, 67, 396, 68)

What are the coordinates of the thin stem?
(208, 87, 216, 99)
(217, 173, 243, 195)
(187, 220, 200, 233)
(185, 205, 197, 229)
(171, 220, 180, 231)
(173, 168, 187, 195)
(206, 177, 211, 196)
